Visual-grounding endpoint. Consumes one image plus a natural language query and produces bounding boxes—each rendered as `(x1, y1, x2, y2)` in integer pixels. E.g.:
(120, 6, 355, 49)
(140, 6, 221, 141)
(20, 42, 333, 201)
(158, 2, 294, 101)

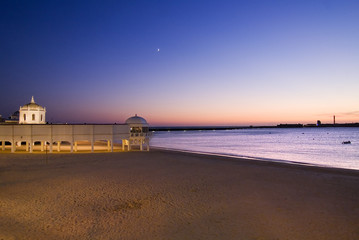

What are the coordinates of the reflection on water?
(150, 128, 359, 170)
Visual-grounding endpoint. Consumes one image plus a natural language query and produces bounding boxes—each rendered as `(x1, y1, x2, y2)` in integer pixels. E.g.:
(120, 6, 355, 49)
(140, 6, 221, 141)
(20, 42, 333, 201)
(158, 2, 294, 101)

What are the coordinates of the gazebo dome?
(125, 114, 148, 125)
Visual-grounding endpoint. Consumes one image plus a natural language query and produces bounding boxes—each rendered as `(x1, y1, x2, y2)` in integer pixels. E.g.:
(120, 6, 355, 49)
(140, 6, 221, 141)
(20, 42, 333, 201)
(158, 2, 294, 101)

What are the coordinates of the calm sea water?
(150, 127, 359, 170)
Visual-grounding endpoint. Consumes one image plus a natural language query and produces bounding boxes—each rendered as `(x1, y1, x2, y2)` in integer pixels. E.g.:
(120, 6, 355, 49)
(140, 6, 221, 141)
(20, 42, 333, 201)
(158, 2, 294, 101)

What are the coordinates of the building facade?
(0, 97, 151, 153)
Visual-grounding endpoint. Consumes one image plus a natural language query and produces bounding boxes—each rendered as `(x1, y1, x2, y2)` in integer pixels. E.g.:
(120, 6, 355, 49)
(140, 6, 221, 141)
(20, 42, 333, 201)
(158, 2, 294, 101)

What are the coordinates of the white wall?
(19, 110, 46, 124)
(0, 124, 130, 144)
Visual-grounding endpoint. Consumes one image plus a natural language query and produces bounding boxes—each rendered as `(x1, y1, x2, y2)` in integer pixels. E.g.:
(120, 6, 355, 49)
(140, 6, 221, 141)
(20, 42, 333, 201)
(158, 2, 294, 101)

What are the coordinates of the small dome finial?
(31, 96, 35, 103)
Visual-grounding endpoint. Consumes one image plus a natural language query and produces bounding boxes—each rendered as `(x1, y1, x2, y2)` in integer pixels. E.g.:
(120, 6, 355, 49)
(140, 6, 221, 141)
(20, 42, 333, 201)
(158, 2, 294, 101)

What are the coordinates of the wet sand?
(1, 149, 359, 239)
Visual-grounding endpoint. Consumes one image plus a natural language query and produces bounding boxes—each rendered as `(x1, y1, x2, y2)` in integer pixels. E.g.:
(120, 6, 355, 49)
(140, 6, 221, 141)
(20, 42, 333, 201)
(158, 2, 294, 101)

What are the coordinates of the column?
(29, 141, 33, 153)
(91, 125, 94, 153)
(26, 142, 29, 152)
(11, 126, 15, 153)
(30, 125, 33, 153)
(140, 140, 143, 151)
(11, 141, 15, 153)
(110, 140, 113, 152)
(1, 141, 5, 151)
(71, 125, 74, 153)
(50, 125, 53, 153)
(57, 141, 61, 152)
(41, 141, 44, 152)
(74, 142, 78, 152)
(107, 140, 111, 152)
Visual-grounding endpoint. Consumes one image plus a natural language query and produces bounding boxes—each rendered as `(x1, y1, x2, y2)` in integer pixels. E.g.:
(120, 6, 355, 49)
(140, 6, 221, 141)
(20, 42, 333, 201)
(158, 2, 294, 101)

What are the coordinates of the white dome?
(20, 96, 45, 111)
(125, 114, 148, 125)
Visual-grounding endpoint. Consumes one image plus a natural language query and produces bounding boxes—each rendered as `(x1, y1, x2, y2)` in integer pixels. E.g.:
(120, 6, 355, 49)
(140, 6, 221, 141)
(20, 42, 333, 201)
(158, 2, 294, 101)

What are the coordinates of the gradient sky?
(1, 0, 358, 126)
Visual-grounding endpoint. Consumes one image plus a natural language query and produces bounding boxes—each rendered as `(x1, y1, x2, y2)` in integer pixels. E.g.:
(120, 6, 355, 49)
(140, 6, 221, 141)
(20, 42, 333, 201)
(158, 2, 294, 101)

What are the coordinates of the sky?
(0, 0, 358, 126)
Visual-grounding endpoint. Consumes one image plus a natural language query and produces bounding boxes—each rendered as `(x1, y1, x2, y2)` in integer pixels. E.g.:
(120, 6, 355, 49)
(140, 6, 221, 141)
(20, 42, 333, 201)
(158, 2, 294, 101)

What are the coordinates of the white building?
(19, 96, 46, 124)
(0, 98, 151, 153)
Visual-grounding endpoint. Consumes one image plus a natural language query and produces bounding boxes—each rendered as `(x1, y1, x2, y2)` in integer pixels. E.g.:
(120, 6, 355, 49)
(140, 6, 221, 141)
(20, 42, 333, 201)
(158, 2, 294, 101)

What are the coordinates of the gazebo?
(123, 114, 151, 151)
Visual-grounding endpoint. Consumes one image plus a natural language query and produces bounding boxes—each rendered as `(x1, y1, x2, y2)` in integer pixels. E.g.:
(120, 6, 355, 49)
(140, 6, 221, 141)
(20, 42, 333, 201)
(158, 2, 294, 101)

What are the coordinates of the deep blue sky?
(1, 0, 358, 125)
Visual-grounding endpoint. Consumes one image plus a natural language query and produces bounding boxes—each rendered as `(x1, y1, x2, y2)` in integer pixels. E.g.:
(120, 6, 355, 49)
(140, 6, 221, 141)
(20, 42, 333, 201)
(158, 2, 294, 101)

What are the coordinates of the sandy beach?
(1, 150, 358, 240)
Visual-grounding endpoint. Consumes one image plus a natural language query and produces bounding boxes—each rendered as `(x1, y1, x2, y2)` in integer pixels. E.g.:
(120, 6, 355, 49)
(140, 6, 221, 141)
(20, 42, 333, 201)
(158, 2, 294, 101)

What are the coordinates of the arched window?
(32, 114, 35, 121)
(23, 114, 26, 121)
(41, 115, 43, 121)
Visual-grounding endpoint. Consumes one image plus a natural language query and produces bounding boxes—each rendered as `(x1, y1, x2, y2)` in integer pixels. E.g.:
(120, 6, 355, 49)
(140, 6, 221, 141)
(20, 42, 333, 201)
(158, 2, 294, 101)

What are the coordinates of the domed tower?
(124, 114, 150, 151)
(19, 96, 46, 124)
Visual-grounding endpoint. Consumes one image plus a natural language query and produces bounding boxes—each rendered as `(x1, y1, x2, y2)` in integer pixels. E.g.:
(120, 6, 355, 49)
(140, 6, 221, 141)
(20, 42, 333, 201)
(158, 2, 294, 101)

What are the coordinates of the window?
(32, 114, 35, 121)
(23, 114, 26, 121)
(130, 127, 141, 133)
(41, 115, 43, 121)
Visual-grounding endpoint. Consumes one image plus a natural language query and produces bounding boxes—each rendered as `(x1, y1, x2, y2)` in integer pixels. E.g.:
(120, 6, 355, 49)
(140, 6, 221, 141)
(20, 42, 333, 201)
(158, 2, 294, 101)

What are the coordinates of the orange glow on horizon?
(46, 100, 359, 126)
(145, 113, 358, 126)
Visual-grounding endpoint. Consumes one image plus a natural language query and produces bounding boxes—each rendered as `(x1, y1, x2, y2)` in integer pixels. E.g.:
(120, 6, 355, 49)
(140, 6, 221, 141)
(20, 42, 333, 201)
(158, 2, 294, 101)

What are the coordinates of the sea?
(150, 127, 359, 170)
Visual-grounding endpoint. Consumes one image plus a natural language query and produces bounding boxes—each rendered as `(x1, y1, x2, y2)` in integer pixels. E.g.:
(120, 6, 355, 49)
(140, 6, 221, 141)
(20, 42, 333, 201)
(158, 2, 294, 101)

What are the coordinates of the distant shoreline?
(150, 123, 359, 131)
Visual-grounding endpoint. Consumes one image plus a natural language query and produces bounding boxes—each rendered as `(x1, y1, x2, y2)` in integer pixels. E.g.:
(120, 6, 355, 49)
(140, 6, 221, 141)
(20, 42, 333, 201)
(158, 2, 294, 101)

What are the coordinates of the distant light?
(157, 48, 160, 52)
